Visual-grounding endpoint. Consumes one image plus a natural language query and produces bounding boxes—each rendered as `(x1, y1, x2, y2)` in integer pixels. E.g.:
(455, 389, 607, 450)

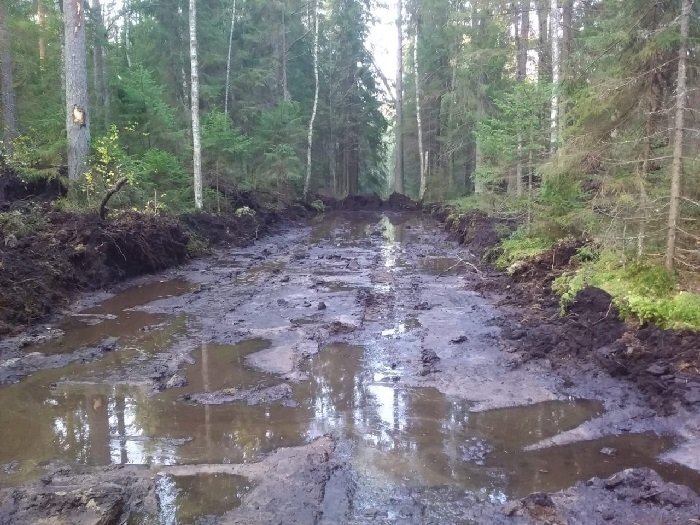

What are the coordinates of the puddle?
(3, 339, 699, 498)
(381, 316, 421, 337)
(24, 279, 192, 355)
(153, 473, 250, 525)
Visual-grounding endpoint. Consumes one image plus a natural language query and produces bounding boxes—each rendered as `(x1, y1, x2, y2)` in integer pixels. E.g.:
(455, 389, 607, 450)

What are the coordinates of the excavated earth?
(1, 210, 700, 524)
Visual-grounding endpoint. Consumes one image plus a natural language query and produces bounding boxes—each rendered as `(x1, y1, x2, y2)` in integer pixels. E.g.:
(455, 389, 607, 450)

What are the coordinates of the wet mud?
(1, 211, 699, 524)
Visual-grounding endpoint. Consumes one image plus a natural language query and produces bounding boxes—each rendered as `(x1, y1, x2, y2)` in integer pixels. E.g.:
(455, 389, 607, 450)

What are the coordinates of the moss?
(494, 230, 554, 270)
(553, 250, 700, 330)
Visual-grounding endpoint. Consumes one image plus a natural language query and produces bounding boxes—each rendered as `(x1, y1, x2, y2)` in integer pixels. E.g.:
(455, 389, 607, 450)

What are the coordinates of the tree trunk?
(549, 0, 560, 153)
(224, 0, 236, 117)
(124, 0, 132, 68)
(394, 0, 405, 194)
(303, 0, 319, 200)
(64, 0, 90, 181)
(189, 0, 203, 209)
(665, 0, 693, 270)
(559, 0, 572, 137)
(92, 0, 106, 127)
(281, 5, 290, 102)
(38, 0, 47, 64)
(414, 25, 426, 200)
(0, 4, 18, 143)
(516, 2, 529, 196)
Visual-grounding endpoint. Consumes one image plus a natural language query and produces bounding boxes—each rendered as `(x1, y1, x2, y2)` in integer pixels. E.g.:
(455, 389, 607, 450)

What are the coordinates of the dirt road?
(1, 211, 699, 524)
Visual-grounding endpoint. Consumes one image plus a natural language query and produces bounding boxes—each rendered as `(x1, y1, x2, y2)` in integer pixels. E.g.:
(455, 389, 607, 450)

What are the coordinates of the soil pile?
(0, 171, 66, 208)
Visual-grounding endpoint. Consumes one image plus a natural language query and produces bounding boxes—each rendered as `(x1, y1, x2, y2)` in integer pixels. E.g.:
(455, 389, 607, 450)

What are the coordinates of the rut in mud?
(1, 211, 700, 524)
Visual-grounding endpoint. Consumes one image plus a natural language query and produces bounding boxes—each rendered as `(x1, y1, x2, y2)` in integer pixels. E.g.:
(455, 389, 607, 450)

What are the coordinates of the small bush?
(495, 229, 554, 269)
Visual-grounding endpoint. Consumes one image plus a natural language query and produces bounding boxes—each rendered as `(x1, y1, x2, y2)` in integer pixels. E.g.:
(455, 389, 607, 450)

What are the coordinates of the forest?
(1, 0, 699, 333)
(2, 1, 700, 522)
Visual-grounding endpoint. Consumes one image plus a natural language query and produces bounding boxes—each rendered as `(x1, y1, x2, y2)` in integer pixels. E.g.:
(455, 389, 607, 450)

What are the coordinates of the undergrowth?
(495, 229, 554, 269)
(553, 250, 700, 330)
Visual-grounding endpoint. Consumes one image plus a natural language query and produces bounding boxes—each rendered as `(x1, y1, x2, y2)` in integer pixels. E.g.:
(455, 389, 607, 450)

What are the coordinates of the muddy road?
(1, 211, 700, 524)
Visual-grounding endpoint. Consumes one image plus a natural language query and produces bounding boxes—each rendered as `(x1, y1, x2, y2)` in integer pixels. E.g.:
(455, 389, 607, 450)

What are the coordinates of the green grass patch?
(553, 250, 700, 330)
(495, 229, 554, 270)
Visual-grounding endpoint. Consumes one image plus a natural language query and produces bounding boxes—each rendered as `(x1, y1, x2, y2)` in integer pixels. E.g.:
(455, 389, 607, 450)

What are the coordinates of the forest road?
(1, 211, 700, 524)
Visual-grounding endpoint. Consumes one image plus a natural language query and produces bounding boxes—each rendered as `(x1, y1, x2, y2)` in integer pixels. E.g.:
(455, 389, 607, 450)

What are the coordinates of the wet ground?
(1, 211, 699, 524)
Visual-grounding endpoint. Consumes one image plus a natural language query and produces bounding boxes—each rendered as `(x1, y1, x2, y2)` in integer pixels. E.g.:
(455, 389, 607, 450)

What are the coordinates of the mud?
(1, 210, 699, 524)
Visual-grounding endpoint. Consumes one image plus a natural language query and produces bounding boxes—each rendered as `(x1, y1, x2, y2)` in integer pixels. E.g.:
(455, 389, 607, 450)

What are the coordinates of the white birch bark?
(189, 0, 203, 209)
(394, 0, 405, 194)
(665, 0, 693, 270)
(224, 0, 236, 117)
(303, 0, 319, 199)
(414, 26, 426, 200)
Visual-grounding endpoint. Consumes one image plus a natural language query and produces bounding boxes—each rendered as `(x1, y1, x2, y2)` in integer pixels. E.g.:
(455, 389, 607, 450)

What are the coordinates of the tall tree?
(394, 0, 405, 194)
(189, 0, 203, 209)
(64, 0, 90, 181)
(303, 0, 319, 199)
(0, 4, 17, 144)
(665, 0, 693, 270)
(224, 0, 236, 117)
(515, 0, 530, 197)
(549, 0, 560, 152)
(414, 23, 426, 199)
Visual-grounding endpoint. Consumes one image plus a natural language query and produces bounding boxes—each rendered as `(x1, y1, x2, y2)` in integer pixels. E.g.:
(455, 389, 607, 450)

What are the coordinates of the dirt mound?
(0, 209, 188, 334)
(180, 210, 261, 245)
(443, 209, 516, 256)
(317, 192, 420, 211)
(0, 170, 66, 208)
(509, 238, 586, 282)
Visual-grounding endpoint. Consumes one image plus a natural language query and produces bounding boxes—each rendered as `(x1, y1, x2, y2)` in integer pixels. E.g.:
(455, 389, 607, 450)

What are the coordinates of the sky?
(367, 0, 399, 89)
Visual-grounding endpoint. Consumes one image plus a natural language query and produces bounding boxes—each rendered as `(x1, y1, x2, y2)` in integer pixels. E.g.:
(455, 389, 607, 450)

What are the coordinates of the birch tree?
(64, 0, 90, 181)
(224, 0, 236, 117)
(189, 0, 203, 209)
(0, 4, 17, 144)
(303, 0, 319, 200)
(665, 0, 693, 270)
(394, 0, 405, 194)
(414, 24, 426, 200)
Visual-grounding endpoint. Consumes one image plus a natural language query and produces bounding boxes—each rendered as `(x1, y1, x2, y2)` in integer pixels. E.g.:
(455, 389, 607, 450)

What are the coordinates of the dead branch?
(99, 177, 129, 220)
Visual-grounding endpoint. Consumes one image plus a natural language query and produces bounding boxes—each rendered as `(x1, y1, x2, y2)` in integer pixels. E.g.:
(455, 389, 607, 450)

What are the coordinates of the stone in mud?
(502, 500, 521, 517)
(450, 335, 468, 344)
(413, 301, 432, 311)
(646, 363, 668, 376)
(459, 439, 493, 465)
(165, 374, 187, 389)
(318, 301, 327, 310)
(326, 320, 357, 334)
(421, 349, 440, 365)
(280, 275, 290, 283)
(600, 447, 617, 456)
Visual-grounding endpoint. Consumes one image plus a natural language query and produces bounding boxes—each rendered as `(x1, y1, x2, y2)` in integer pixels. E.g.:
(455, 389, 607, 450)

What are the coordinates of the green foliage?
(0, 209, 46, 239)
(553, 251, 700, 330)
(495, 229, 554, 270)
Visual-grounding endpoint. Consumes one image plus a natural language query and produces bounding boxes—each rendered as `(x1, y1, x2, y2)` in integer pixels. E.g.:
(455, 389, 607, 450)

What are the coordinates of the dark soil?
(0, 170, 66, 208)
(431, 206, 700, 414)
(0, 190, 419, 336)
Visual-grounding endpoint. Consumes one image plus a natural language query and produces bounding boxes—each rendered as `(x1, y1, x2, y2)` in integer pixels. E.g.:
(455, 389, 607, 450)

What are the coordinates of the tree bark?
(549, 0, 560, 153)
(516, 0, 529, 197)
(414, 25, 426, 200)
(189, 0, 203, 209)
(91, 0, 106, 125)
(224, 0, 236, 117)
(38, 0, 47, 64)
(64, 0, 90, 181)
(394, 0, 405, 194)
(303, 0, 319, 200)
(559, 0, 572, 137)
(0, 4, 18, 143)
(665, 0, 693, 270)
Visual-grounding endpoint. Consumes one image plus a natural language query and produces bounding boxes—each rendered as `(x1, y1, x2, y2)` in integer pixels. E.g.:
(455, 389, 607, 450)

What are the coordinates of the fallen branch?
(99, 177, 129, 220)
(438, 256, 483, 278)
